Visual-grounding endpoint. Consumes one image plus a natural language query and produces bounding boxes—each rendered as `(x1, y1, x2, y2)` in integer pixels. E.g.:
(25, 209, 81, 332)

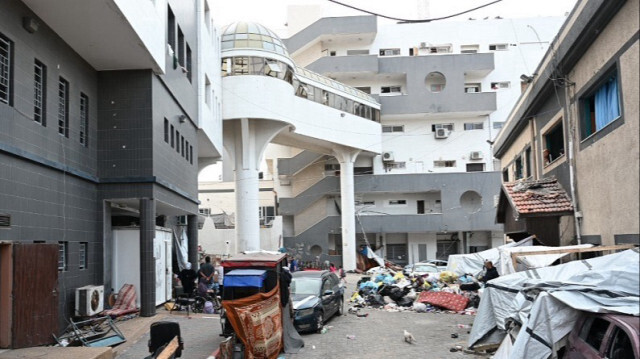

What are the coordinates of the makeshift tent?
(446, 237, 594, 276)
(446, 236, 534, 276)
(173, 228, 189, 271)
(468, 248, 640, 359)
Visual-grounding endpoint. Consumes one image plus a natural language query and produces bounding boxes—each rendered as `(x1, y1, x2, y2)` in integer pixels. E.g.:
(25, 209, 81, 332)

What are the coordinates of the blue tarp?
(224, 269, 267, 288)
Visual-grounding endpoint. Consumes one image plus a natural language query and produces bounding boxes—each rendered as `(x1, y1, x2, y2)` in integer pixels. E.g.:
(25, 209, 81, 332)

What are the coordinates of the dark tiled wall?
(0, 0, 99, 176)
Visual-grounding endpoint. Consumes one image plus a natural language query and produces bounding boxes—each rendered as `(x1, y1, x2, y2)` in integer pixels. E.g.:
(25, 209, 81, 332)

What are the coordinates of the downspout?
(564, 82, 581, 245)
(529, 117, 537, 179)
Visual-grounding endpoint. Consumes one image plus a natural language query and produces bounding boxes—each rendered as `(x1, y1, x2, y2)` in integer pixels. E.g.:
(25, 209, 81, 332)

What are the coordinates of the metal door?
(12, 243, 58, 348)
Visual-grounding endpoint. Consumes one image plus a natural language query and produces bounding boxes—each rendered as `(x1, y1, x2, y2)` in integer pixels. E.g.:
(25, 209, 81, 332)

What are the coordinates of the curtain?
(594, 75, 620, 131)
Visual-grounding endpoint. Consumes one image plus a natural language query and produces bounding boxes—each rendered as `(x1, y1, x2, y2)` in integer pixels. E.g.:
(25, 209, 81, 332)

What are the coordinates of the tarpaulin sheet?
(446, 236, 534, 276)
(224, 269, 267, 288)
(468, 248, 640, 359)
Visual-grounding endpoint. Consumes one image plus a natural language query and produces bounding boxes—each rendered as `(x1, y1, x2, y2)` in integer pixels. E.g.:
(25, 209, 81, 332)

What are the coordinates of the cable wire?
(327, 0, 503, 23)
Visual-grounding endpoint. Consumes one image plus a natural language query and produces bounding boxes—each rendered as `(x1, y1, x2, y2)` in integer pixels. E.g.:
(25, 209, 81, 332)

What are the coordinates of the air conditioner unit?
(435, 128, 449, 139)
(382, 151, 395, 161)
(470, 151, 483, 160)
(419, 42, 427, 48)
(75, 285, 104, 316)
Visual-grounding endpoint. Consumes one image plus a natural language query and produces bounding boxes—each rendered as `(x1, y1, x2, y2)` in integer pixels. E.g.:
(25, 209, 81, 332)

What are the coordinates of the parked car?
(564, 313, 639, 359)
(291, 270, 344, 333)
(406, 263, 439, 278)
(421, 259, 448, 272)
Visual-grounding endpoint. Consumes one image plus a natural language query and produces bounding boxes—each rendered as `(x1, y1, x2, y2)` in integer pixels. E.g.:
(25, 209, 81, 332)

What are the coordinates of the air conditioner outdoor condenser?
(75, 285, 104, 316)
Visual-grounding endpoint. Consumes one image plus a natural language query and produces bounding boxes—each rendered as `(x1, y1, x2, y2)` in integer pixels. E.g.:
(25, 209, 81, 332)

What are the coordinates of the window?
(607, 326, 633, 359)
(185, 140, 189, 161)
(491, 81, 510, 89)
(79, 93, 89, 146)
(164, 118, 169, 143)
(324, 163, 340, 171)
(167, 6, 176, 51)
(170, 124, 175, 148)
(57, 77, 69, 137)
(543, 122, 564, 165)
(205, 76, 211, 107)
(502, 169, 509, 182)
(347, 49, 369, 56)
(461, 44, 479, 54)
(389, 200, 407, 205)
(430, 84, 445, 92)
(178, 27, 185, 67)
(580, 71, 620, 139)
(434, 160, 456, 167)
(186, 44, 192, 81)
(0, 33, 13, 104)
(175, 130, 180, 153)
(464, 83, 481, 93)
(190, 145, 193, 165)
(379, 48, 400, 56)
(58, 242, 67, 271)
(34, 60, 46, 125)
(181, 136, 185, 157)
(428, 45, 451, 54)
(432, 123, 454, 132)
(387, 162, 406, 169)
(489, 43, 508, 51)
(464, 122, 484, 130)
(524, 147, 532, 178)
(382, 125, 404, 133)
(579, 317, 610, 352)
(79, 242, 87, 270)
(466, 163, 485, 172)
(199, 208, 211, 216)
(381, 86, 401, 94)
(514, 156, 523, 179)
(329, 51, 336, 56)
(493, 121, 504, 129)
(355, 86, 371, 94)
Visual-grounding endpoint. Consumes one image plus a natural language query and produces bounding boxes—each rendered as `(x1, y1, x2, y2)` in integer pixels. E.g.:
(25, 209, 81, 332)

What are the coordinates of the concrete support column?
(224, 118, 289, 252)
(334, 148, 360, 271)
(187, 215, 199, 268)
(139, 198, 156, 317)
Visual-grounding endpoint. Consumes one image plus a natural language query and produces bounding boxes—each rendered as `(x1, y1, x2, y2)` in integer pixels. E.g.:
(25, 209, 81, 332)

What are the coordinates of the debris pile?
(349, 266, 481, 315)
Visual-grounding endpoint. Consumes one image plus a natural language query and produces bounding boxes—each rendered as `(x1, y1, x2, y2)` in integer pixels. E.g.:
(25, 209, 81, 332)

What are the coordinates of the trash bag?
(378, 284, 392, 297)
(396, 296, 414, 307)
(413, 302, 428, 313)
(367, 294, 386, 308)
(388, 287, 405, 302)
(468, 294, 480, 308)
(439, 271, 458, 283)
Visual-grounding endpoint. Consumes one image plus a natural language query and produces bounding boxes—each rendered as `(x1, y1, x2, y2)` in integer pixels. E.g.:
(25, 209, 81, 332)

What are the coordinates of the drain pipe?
(564, 82, 582, 245)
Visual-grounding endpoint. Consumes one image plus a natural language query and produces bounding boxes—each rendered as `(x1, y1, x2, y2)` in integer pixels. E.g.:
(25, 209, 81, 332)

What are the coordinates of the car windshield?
(291, 277, 321, 296)
(414, 265, 438, 273)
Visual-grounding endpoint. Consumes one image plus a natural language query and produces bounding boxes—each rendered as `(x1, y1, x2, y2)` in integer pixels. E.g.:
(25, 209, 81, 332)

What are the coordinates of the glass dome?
(221, 22, 290, 57)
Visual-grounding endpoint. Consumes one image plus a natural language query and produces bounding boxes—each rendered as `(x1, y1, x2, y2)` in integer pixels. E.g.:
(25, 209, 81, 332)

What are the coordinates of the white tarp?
(446, 236, 534, 276)
(173, 228, 189, 271)
(468, 248, 640, 359)
(446, 237, 594, 276)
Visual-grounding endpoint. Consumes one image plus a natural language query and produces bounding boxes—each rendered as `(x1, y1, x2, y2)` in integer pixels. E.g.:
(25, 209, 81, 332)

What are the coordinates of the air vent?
(0, 214, 10, 227)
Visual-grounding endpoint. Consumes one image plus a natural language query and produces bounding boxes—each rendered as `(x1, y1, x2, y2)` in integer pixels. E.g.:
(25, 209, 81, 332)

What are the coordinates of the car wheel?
(337, 297, 344, 316)
(315, 310, 324, 333)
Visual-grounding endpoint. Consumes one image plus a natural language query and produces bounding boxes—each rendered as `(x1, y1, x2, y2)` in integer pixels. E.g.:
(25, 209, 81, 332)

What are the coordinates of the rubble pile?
(349, 266, 481, 315)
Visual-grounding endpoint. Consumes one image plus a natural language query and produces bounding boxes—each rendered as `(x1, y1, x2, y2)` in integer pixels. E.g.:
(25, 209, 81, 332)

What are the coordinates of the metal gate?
(12, 243, 59, 348)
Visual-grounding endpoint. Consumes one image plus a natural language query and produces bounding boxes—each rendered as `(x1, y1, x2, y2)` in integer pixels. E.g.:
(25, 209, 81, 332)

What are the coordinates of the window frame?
(79, 93, 89, 146)
(34, 60, 46, 125)
(542, 120, 565, 167)
(578, 67, 622, 142)
(0, 32, 13, 105)
(464, 122, 484, 131)
(57, 77, 70, 138)
(79, 242, 88, 270)
(379, 48, 401, 56)
(58, 241, 68, 272)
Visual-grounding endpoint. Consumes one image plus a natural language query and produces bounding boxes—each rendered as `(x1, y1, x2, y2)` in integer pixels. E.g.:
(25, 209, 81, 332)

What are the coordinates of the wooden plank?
(510, 244, 636, 267)
(156, 336, 179, 359)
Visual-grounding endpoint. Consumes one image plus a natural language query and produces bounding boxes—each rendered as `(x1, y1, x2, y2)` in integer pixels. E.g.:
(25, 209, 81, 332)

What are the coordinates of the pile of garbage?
(349, 267, 481, 314)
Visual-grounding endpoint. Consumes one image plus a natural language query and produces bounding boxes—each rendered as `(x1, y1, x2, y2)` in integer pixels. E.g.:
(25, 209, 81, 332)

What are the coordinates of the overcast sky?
(212, 0, 579, 36)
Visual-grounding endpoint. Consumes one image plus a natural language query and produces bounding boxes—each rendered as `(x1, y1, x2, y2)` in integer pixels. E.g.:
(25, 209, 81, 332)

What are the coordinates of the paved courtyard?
(116, 274, 482, 358)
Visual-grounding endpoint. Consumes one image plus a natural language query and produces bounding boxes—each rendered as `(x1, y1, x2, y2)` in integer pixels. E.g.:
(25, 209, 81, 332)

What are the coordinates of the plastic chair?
(148, 321, 183, 357)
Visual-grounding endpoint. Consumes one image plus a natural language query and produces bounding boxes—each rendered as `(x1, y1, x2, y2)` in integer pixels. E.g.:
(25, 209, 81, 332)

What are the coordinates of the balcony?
(284, 16, 377, 55)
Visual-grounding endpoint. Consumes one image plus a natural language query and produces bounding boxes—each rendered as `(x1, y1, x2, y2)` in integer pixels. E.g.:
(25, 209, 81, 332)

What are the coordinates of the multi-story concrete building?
(493, 0, 639, 247)
(269, 13, 567, 267)
(0, 0, 221, 348)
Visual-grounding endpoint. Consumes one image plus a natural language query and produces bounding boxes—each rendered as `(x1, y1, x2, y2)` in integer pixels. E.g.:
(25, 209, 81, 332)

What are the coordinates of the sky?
(200, 0, 579, 181)
(211, 0, 579, 37)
